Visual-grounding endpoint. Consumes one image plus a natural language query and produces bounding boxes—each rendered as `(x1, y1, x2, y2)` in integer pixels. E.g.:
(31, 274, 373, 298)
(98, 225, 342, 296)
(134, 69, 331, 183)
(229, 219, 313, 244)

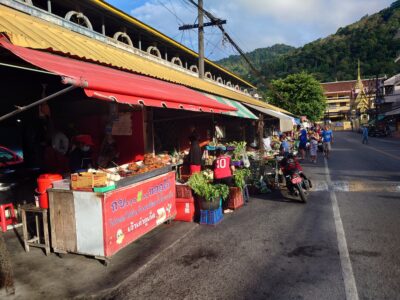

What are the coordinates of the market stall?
(48, 170, 176, 264)
(0, 38, 239, 261)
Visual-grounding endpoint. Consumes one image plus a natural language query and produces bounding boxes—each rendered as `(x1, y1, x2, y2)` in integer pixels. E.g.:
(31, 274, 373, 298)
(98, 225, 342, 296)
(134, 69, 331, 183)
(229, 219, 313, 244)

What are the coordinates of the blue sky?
(107, 0, 393, 60)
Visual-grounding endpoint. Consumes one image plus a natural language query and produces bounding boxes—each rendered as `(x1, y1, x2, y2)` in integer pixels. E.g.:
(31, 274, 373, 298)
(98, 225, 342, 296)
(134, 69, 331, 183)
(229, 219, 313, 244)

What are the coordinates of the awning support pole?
(0, 85, 77, 123)
(258, 113, 264, 152)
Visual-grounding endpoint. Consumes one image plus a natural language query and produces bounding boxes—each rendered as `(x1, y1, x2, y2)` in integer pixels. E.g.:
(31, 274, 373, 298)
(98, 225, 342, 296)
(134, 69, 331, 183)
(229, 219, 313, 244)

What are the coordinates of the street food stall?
(48, 170, 176, 264)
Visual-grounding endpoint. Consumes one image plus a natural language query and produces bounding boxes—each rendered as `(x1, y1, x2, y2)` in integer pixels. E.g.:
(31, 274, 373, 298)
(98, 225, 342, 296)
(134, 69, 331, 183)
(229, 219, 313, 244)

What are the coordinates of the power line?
(168, 0, 178, 18)
(156, 0, 185, 25)
(205, 35, 233, 60)
(185, 0, 289, 105)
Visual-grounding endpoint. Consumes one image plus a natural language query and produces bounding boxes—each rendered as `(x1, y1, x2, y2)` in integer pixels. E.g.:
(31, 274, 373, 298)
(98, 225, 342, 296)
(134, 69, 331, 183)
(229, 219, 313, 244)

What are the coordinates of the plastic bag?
(242, 152, 250, 168)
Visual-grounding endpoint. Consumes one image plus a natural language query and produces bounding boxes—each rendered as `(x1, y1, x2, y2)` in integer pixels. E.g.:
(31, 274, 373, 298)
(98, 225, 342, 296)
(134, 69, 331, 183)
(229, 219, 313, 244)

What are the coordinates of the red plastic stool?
(0, 203, 17, 232)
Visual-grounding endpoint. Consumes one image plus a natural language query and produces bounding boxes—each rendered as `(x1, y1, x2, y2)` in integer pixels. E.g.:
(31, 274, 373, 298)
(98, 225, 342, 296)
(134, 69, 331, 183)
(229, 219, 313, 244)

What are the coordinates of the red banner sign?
(103, 172, 176, 256)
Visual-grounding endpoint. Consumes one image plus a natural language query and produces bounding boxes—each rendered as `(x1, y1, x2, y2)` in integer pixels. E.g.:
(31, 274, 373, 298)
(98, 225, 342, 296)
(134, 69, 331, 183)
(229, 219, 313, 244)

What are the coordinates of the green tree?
(267, 73, 326, 121)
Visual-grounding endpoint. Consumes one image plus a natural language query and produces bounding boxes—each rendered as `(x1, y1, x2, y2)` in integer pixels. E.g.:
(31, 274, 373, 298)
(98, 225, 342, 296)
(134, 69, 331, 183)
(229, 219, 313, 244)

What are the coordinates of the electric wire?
(185, 0, 289, 104)
(155, 0, 185, 25)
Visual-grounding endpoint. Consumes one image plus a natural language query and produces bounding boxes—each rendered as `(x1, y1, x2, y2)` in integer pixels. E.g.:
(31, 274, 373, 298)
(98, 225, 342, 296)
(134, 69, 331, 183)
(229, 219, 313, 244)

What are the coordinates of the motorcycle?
(284, 169, 310, 202)
(278, 154, 311, 203)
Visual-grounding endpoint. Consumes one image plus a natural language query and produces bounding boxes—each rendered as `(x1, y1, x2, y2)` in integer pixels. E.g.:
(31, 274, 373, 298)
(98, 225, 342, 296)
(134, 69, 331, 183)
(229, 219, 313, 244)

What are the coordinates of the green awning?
(368, 115, 386, 124)
(204, 93, 258, 120)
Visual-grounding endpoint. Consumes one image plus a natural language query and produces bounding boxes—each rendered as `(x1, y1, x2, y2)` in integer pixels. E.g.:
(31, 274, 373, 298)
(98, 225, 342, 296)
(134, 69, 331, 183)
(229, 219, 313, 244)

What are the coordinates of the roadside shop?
(0, 1, 298, 270)
(0, 37, 240, 262)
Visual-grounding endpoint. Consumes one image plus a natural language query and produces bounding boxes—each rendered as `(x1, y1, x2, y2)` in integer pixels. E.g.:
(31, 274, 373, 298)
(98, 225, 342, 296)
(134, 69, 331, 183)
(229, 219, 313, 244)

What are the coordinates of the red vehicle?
(0, 146, 23, 168)
(279, 154, 311, 203)
(0, 146, 24, 199)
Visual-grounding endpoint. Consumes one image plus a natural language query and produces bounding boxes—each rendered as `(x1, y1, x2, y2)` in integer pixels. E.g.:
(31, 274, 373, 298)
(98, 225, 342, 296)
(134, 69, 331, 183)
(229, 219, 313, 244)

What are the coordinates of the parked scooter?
(278, 154, 311, 202)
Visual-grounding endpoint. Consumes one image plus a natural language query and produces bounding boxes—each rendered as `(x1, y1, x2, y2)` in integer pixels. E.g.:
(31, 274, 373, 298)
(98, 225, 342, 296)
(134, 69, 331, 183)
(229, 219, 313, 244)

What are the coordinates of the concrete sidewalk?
(0, 221, 198, 299)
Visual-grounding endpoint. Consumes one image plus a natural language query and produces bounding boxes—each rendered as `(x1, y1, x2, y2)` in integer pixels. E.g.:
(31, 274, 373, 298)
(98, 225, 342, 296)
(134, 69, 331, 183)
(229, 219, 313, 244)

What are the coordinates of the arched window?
(65, 11, 93, 30)
(205, 72, 213, 80)
(147, 46, 162, 58)
(190, 65, 199, 73)
(226, 81, 232, 87)
(234, 85, 240, 91)
(171, 57, 183, 67)
(216, 77, 223, 84)
(113, 32, 133, 47)
(244, 89, 249, 95)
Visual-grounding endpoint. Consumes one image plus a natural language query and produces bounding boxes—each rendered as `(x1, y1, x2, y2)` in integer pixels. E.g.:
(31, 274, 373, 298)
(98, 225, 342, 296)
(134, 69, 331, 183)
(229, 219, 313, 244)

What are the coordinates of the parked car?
(0, 146, 39, 205)
(368, 123, 390, 137)
(0, 146, 23, 169)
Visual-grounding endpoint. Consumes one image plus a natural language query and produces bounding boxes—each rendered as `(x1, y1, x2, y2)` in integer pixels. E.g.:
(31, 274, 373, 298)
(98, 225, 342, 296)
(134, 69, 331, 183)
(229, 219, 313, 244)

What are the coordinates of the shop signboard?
(112, 112, 132, 135)
(103, 172, 176, 256)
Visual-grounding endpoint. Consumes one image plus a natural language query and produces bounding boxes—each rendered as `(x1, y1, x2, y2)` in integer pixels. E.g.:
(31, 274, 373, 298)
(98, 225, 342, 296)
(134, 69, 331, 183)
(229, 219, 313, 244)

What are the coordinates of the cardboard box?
(71, 172, 107, 189)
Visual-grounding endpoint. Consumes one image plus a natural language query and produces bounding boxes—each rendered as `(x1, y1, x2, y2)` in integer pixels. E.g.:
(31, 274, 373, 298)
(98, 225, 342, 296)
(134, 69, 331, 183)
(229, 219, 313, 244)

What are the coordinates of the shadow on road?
(254, 190, 307, 205)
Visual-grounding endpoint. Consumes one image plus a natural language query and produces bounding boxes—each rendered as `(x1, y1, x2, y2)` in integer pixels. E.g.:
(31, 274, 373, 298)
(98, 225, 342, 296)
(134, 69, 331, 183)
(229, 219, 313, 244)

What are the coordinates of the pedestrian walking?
(309, 135, 318, 163)
(362, 126, 369, 144)
(321, 125, 333, 159)
(298, 127, 308, 160)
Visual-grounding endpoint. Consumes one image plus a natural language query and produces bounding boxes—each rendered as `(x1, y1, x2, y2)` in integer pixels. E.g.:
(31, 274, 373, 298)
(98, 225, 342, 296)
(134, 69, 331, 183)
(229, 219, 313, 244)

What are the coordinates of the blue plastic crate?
(200, 207, 223, 225)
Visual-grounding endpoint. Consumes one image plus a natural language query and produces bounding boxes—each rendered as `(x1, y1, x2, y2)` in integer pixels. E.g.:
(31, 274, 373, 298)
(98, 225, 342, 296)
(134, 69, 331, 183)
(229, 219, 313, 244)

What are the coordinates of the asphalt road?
(101, 131, 400, 300)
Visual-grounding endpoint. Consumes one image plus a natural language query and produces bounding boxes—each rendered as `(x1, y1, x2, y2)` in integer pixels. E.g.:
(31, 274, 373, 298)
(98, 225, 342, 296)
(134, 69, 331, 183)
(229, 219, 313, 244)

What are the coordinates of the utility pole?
(179, 1, 226, 80)
(185, 0, 291, 107)
(198, 0, 204, 79)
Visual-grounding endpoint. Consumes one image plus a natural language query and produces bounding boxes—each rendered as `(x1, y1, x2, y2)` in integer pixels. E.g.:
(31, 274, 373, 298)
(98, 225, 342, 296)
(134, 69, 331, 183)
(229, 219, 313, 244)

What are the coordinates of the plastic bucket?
(37, 174, 62, 209)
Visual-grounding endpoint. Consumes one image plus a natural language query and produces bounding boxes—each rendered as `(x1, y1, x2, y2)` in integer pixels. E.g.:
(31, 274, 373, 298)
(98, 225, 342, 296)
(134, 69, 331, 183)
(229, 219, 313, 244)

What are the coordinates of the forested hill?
(218, 44, 295, 81)
(218, 1, 400, 84)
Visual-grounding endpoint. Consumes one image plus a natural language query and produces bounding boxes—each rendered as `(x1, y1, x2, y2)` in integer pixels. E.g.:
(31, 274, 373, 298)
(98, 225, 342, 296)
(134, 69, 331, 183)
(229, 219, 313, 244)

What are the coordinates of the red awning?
(0, 38, 236, 114)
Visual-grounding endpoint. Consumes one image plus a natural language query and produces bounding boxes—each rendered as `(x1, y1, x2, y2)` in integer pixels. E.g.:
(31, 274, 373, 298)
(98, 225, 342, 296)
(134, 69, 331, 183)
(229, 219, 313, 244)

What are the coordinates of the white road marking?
(310, 180, 400, 192)
(325, 158, 359, 300)
(331, 181, 349, 192)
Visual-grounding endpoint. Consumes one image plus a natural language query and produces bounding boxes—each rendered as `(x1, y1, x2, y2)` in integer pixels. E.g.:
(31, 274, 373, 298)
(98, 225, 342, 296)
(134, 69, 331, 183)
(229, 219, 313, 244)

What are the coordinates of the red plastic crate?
(227, 187, 244, 210)
(174, 197, 195, 222)
(176, 184, 193, 198)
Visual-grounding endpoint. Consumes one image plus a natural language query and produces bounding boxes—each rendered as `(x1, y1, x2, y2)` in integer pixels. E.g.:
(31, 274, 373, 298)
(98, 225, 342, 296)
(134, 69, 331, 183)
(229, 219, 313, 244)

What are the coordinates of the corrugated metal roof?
(321, 79, 376, 93)
(0, 4, 289, 114)
(90, 0, 256, 90)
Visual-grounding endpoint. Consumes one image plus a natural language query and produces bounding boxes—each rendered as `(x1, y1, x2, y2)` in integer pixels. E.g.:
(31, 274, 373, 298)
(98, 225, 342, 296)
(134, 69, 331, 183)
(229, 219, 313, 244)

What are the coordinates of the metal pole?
(0, 85, 77, 123)
(47, 0, 52, 13)
(375, 75, 379, 123)
(198, 0, 204, 79)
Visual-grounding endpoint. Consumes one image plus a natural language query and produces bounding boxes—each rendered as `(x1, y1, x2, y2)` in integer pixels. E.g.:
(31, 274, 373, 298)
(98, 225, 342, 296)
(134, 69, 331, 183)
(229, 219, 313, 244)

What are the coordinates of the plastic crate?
(200, 207, 223, 225)
(176, 184, 193, 198)
(175, 197, 195, 222)
(227, 187, 244, 210)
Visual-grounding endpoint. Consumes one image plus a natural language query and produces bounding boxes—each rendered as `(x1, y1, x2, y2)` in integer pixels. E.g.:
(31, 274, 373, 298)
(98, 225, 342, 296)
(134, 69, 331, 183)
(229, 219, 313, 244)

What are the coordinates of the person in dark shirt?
(69, 135, 95, 173)
(188, 132, 202, 175)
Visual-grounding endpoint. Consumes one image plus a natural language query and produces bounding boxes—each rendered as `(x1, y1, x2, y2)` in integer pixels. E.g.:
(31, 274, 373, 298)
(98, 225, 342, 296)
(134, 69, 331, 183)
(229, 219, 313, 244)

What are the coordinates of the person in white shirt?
(309, 135, 318, 163)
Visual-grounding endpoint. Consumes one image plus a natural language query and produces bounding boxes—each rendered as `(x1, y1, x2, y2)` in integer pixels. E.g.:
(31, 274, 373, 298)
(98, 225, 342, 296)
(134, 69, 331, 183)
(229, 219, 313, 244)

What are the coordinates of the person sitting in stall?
(213, 148, 235, 186)
(69, 134, 95, 173)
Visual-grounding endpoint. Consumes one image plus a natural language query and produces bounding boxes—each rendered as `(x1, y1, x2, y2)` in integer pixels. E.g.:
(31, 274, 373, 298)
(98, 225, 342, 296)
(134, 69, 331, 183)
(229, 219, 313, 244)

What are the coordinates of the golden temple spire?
(355, 59, 364, 91)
